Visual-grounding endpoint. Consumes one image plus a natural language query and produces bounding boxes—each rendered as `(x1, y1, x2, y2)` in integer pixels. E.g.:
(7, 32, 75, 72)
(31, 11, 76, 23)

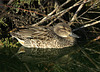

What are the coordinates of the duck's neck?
(57, 36, 75, 47)
(63, 36, 75, 45)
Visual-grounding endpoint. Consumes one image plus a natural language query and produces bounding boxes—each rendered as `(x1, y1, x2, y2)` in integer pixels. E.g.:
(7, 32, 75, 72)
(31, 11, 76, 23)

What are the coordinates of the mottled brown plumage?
(10, 23, 79, 48)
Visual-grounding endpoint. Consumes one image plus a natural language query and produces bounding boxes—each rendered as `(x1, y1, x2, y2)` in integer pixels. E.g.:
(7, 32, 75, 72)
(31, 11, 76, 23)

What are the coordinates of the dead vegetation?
(0, 0, 100, 72)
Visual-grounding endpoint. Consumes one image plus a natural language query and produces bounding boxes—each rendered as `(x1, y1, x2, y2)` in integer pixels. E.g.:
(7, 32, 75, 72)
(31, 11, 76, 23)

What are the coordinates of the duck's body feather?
(11, 23, 77, 48)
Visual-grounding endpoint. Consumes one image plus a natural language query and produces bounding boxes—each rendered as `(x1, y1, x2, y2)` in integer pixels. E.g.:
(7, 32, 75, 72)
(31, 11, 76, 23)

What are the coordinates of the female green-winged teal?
(10, 23, 79, 48)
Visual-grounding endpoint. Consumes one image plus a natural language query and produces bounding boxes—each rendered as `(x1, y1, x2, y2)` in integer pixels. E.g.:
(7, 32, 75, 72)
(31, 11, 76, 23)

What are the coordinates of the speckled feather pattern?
(10, 23, 76, 48)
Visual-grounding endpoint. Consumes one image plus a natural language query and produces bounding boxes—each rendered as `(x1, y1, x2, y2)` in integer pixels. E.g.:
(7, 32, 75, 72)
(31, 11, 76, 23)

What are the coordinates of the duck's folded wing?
(10, 27, 54, 40)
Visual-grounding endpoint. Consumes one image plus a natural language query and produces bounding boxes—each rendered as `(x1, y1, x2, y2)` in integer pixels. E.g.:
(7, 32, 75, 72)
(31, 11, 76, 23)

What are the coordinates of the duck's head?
(54, 23, 79, 38)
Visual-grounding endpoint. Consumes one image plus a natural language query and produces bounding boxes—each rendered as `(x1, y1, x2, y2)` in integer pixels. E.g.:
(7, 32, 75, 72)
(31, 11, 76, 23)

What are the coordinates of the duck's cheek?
(58, 34, 68, 37)
(62, 35, 68, 37)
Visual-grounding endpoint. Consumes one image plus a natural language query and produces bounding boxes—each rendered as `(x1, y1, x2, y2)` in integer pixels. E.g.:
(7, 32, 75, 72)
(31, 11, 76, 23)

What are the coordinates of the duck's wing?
(10, 26, 54, 40)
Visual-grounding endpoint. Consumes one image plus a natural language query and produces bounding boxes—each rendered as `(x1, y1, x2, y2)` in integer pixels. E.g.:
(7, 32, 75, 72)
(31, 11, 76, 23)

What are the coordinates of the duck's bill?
(69, 33, 79, 38)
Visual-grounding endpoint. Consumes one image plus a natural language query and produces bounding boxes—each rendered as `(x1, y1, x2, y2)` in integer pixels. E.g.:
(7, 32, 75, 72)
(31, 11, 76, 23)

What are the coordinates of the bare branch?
(80, 48, 100, 70)
(32, 0, 71, 26)
(46, 0, 83, 26)
(86, 48, 100, 54)
(84, 16, 100, 24)
(73, 20, 100, 31)
(70, 0, 86, 22)
(23, 63, 32, 72)
(78, 0, 100, 18)
(88, 11, 100, 14)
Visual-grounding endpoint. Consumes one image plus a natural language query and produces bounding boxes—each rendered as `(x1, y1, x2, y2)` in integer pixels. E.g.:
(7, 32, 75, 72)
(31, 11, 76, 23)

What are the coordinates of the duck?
(10, 22, 79, 48)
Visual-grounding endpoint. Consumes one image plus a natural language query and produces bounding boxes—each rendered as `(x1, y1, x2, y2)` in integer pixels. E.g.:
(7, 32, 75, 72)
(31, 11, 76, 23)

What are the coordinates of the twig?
(73, 20, 100, 31)
(70, 0, 88, 23)
(84, 16, 100, 24)
(32, 0, 71, 26)
(85, 36, 100, 46)
(23, 63, 32, 72)
(46, 10, 67, 26)
(0, 0, 14, 18)
(88, 11, 100, 14)
(79, 15, 100, 24)
(74, 60, 97, 72)
(46, 0, 83, 26)
(80, 48, 100, 69)
(78, 0, 100, 18)
(85, 48, 100, 54)
(79, 17, 94, 21)
(49, 0, 71, 16)
(0, 4, 46, 19)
